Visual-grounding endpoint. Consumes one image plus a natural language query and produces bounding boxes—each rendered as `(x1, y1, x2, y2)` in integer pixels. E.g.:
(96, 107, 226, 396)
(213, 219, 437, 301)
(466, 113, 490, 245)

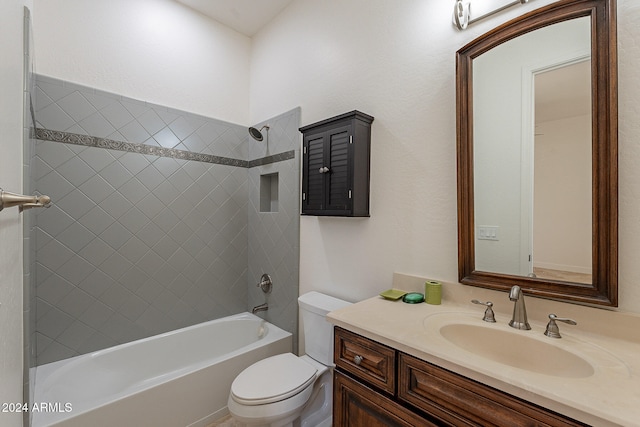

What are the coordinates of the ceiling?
(175, 0, 295, 37)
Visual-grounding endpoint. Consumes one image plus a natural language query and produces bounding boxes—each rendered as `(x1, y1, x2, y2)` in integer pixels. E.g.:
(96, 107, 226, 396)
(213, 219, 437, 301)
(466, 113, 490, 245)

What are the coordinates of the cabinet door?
(324, 124, 352, 212)
(302, 131, 326, 213)
(302, 124, 353, 215)
(334, 371, 436, 427)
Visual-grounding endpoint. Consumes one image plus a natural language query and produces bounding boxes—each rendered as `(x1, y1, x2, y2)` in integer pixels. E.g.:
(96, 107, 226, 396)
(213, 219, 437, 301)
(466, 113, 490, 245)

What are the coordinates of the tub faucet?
(508, 285, 531, 330)
(252, 302, 268, 314)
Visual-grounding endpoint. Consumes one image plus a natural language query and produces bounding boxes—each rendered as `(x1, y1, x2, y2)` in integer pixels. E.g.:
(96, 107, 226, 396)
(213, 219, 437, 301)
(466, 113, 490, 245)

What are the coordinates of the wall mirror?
(456, 0, 618, 306)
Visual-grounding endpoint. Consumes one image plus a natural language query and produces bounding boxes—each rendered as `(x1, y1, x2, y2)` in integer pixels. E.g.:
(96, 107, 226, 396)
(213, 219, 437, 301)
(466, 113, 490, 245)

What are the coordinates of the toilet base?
(299, 371, 332, 427)
(228, 367, 333, 427)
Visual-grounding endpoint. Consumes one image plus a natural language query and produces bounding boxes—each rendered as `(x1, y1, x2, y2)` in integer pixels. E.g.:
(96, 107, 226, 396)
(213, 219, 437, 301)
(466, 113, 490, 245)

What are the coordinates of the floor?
(206, 414, 240, 427)
(533, 267, 592, 284)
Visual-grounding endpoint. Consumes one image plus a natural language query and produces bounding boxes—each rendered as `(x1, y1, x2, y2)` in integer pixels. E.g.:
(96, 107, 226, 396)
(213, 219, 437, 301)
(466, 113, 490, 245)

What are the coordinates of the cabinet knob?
(318, 167, 330, 174)
(353, 355, 363, 365)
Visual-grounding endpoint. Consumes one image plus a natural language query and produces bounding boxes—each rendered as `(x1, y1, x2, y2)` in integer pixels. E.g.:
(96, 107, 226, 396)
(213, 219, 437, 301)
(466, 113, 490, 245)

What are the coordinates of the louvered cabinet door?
(325, 125, 352, 212)
(302, 131, 327, 213)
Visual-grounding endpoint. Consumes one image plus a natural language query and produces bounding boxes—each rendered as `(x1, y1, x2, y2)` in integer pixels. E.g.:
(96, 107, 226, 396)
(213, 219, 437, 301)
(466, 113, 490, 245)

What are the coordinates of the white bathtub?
(33, 312, 292, 427)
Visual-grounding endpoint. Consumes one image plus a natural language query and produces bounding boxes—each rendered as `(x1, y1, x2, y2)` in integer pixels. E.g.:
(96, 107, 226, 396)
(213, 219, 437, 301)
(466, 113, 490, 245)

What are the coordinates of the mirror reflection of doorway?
(532, 60, 592, 284)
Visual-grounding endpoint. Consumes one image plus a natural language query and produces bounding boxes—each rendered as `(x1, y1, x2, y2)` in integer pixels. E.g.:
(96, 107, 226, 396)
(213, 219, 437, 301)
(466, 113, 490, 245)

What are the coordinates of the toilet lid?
(230, 353, 318, 405)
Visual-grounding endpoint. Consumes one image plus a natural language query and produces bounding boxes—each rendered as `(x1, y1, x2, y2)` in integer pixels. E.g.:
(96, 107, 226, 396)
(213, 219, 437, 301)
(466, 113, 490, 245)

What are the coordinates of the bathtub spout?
(252, 303, 268, 314)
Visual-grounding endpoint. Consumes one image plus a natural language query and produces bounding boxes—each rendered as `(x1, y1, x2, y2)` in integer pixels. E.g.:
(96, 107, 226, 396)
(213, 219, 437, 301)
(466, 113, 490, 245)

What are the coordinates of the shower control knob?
(256, 274, 272, 294)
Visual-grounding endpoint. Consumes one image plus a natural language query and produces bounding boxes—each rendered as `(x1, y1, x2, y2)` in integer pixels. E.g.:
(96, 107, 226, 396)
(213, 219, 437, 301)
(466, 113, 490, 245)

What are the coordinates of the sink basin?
(439, 323, 594, 378)
(422, 312, 630, 380)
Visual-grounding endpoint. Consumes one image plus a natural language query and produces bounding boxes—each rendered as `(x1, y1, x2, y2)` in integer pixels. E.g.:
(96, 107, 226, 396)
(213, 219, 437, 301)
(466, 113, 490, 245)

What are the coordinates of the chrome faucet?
(508, 285, 531, 330)
(252, 302, 268, 314)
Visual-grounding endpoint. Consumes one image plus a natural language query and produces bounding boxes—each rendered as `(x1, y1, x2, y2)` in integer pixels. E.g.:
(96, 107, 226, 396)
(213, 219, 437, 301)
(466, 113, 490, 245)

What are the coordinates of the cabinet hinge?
(303, 192, 306, 201)
(303, 146, 307, 154)
(348, 190, 352, 199)
(349, 135, 353, 144)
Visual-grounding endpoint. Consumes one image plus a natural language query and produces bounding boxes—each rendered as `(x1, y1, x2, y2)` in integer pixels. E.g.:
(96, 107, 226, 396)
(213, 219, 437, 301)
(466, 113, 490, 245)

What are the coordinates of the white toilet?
(227, 291, 351, 427)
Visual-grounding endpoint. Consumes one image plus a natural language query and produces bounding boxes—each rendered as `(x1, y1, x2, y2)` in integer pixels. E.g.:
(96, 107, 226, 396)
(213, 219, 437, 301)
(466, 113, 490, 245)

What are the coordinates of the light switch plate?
(477, 225, 499, 241)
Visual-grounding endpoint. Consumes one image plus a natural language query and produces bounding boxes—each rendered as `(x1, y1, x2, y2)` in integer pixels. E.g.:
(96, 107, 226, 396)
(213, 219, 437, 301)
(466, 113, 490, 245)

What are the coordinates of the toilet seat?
(230, 353, 318, 406)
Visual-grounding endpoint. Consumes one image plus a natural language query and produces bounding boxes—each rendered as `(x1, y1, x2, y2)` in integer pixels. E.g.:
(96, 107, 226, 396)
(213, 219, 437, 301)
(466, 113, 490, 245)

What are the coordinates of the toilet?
(227, 291, 351, 427)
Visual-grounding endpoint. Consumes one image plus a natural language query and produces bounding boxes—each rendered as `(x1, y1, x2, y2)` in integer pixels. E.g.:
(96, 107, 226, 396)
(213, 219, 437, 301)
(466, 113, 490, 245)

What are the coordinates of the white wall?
(0, 1, 32, 425)
(250, 0, 640, 313)
(534, 114, 592, 273)
(33, 0, 251, 124)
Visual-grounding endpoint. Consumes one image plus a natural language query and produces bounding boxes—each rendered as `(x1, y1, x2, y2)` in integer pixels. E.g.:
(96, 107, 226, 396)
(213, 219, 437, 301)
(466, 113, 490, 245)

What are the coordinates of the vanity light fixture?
(453, 0, 530, 30)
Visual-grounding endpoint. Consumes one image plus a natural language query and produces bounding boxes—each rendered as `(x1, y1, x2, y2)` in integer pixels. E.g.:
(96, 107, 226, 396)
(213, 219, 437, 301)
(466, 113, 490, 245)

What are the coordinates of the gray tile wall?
(247, 108, 301, 353)
(33, 76, 251, 365)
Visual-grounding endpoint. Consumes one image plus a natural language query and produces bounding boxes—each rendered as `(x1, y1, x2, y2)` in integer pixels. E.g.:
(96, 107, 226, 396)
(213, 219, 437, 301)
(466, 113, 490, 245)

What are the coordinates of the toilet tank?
(298, 291, 352, 365)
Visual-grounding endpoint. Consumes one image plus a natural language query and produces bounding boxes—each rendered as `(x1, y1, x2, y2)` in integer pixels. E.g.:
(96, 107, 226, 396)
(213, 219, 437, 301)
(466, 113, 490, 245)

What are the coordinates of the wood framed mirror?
(456, 0, 617, 306)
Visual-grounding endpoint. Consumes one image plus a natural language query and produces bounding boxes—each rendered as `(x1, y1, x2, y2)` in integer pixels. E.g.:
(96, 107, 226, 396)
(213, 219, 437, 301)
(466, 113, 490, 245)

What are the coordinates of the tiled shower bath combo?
(28, 75, 301, 365)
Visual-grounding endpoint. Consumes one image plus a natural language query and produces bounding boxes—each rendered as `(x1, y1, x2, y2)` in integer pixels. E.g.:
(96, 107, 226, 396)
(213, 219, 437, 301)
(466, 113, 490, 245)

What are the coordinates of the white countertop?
(327, 283, 640, 427)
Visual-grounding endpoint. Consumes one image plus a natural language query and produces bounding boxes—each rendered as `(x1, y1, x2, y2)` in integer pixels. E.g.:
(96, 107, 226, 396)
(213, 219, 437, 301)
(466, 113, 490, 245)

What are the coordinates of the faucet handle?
(544, 313, 577, 338)
(471, 299, 496, 323)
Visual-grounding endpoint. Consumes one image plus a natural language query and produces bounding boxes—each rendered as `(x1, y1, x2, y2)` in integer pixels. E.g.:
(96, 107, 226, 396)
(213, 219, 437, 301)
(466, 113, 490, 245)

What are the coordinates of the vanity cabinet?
(299, 111, 373, 216)
(334, 371, 437, 427)
(334, 327, 587, 427)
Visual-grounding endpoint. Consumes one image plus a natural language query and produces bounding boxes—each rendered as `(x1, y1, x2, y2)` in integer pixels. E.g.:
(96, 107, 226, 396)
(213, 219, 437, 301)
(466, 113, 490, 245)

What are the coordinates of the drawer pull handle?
(353, 355, 363, 365)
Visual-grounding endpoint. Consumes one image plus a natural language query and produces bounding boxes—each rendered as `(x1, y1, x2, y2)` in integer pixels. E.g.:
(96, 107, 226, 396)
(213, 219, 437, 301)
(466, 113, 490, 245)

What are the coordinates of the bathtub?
(32, 312, 292, 427)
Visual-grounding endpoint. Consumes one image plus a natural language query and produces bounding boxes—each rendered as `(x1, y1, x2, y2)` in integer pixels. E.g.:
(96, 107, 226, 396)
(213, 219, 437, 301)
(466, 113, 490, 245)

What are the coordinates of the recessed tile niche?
(260, 173, 279, 212)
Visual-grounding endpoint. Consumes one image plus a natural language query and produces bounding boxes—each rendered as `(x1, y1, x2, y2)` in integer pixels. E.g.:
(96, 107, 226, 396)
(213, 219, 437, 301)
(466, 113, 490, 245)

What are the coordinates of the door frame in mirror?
(456, 0, 617, 306)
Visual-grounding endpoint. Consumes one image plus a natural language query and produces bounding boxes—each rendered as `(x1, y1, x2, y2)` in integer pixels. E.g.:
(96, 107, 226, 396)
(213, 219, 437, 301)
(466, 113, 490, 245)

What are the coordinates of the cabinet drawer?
(398, 353, 587, 427)
(334, 327, 396, 395)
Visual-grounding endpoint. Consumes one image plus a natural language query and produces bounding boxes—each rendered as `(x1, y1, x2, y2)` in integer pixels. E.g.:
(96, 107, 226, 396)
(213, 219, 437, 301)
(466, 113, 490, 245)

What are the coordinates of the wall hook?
(0, 188, 51, 213)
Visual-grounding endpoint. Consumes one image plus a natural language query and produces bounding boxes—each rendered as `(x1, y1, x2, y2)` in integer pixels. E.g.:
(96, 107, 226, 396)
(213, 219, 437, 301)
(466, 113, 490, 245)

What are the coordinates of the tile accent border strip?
(248, 150, 296, 167)
(35, 128, 295, 168)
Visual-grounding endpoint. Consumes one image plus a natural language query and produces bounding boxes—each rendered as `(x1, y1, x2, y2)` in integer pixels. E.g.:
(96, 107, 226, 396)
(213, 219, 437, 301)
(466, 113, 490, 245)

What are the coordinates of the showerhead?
(248, 125, 270, 142)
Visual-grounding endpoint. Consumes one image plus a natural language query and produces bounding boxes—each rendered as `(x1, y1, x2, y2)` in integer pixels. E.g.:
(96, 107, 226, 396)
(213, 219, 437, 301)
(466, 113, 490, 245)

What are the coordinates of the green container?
(425, 281, 442, 305)
(402, 292, 425, 304)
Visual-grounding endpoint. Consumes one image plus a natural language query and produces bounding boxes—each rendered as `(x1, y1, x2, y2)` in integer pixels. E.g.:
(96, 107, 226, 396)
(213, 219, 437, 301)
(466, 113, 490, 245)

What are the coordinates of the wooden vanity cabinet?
(299, 110, 373, 216)
(333, 327, 588, 427)
(334, 370, 438, 427)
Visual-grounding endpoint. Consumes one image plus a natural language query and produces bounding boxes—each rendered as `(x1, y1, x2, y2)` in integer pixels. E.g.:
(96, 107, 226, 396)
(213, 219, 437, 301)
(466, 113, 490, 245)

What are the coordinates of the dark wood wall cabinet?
(333, 327, 588, 427)
(299, 110, 374, 216)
